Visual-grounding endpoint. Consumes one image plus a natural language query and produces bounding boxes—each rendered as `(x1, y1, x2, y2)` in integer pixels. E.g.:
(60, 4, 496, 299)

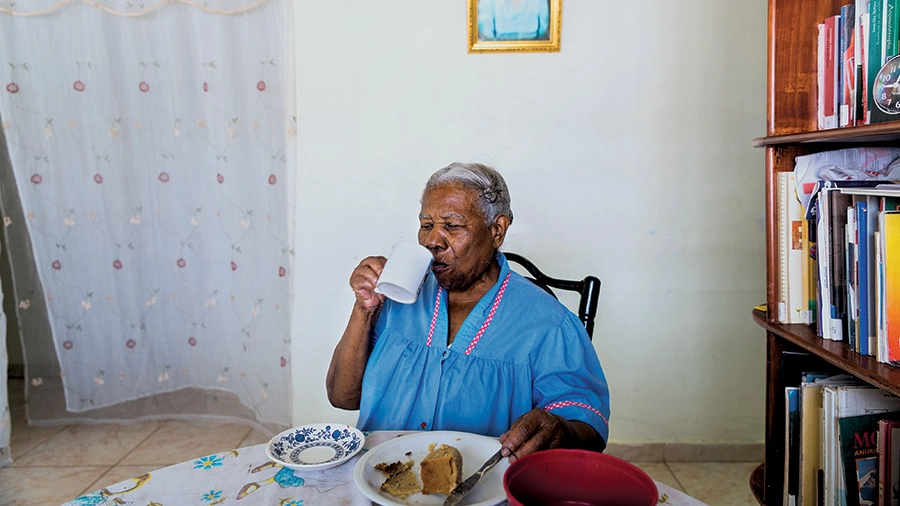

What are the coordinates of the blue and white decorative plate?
(266, 423, 365, 471)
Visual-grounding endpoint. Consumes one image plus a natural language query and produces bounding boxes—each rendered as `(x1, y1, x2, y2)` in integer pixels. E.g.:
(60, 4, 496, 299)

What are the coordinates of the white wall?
(291, 1, 768, 444)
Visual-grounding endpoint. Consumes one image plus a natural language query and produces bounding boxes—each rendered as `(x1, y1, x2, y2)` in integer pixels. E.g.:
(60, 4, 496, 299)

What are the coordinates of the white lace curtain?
(0, 0, 295, 464)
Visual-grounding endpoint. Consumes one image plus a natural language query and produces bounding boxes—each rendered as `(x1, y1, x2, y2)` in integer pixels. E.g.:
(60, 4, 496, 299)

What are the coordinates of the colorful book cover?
(826, 386, 900, 506)
(857, 455, 879, 506)
(878, 198, 900, 363)
(839, 412, 900, 506)
(883, 210, 900, 364)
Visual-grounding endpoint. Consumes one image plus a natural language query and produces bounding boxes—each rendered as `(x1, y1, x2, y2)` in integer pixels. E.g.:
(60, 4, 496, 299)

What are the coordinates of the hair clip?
(481, 188, 503, 203)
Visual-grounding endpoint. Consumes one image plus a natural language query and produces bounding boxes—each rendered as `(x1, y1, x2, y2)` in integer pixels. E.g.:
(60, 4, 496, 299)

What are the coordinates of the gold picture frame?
(467, 0, 562, 53)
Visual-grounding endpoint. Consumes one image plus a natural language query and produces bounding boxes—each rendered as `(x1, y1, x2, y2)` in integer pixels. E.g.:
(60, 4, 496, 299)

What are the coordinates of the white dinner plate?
(353, 431, 510, 506)
(266, 423, 365, 471)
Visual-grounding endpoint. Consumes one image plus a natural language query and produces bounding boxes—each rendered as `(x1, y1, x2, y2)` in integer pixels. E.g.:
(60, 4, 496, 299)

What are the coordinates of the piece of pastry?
(376, 460, 420, 498)
(419, 444, 463, 495)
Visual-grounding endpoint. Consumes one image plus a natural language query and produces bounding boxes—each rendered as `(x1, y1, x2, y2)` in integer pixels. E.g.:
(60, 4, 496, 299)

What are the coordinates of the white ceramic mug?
(375, 241, 433, 304)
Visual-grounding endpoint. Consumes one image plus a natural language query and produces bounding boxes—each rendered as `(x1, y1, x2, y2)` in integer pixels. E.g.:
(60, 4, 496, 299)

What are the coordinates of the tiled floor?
(0, 378, 762, 506)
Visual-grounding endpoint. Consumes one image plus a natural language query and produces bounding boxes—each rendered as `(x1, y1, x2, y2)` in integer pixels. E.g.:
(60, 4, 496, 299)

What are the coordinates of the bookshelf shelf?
(753, 310, 900, 398)
(754, 0, 900, 504)
(753, 122, 900, 147)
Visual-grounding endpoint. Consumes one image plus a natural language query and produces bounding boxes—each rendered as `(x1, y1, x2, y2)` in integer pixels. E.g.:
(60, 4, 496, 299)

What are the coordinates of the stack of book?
(775, 159, 900, 365)
(816, 0, 900, 129)
(778, 350, 900, 506)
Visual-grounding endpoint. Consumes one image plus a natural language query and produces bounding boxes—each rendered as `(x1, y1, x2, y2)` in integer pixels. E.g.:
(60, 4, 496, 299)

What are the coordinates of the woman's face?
(418, 183, 506, 292)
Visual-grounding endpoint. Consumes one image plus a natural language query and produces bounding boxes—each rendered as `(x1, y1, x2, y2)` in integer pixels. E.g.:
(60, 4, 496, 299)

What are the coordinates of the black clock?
(874, 54, 900, 115)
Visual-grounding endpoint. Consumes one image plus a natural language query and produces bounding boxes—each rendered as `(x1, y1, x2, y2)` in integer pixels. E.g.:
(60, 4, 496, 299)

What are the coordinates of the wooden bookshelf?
(754, 0, 900, 504)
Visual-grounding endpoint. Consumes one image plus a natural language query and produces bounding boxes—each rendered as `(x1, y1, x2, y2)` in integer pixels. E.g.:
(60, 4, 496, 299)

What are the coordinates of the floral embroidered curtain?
(0, 0, 294, 462)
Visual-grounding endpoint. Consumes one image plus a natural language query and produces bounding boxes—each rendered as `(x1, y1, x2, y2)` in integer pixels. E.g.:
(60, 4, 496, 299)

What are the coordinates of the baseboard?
(604, 442, 764, 463)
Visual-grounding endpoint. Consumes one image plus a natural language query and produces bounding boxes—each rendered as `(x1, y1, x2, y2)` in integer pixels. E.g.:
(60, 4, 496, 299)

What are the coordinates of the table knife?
(443, 448, 504, 506)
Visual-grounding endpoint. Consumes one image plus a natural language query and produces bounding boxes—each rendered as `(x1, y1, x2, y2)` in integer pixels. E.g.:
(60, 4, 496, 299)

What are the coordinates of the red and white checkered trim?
(424, 287, 443, 347)
(464, 273, 510, 355)
(424, 272, 511, 353)
(543, 400, 609, 425)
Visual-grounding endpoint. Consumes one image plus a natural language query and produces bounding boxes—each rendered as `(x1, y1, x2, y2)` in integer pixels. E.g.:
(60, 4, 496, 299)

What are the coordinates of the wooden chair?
(503, 252, 601, 340)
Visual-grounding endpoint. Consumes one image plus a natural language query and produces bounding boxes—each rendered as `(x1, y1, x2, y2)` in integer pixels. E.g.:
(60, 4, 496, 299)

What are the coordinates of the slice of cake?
(420, 444, 463, 495)
(376, 460, 420, 498)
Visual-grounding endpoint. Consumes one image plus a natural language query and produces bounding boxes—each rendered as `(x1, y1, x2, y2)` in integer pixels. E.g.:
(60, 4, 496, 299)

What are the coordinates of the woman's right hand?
(350, 256, 388, 311)
(328, 255, 388, 410)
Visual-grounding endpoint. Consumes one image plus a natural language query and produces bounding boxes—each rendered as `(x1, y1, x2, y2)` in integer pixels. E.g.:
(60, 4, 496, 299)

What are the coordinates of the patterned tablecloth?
(61, 430, 707, 506)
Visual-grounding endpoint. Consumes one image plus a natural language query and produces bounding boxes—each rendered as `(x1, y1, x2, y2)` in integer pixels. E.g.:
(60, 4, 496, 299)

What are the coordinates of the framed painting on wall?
(467, 0, 562, 53)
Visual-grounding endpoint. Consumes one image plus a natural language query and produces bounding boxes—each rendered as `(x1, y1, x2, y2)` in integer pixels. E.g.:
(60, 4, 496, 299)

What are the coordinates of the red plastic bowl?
(503, 449, 658, 506)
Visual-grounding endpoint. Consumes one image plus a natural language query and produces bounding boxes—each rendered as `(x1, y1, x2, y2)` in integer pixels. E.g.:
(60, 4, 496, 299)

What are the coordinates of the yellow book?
(884, 211, 900, 363)
(799, 383, 824, 506)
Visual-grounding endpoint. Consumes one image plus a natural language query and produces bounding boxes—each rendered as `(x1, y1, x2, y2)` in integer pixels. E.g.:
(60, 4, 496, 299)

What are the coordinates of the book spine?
(788, 387, 802, 502)
(779, 171, 790, 323)
(802, 385, 824, 506)
(843, 4, 857, 127)
(858, 200, 871, 355)
(886, 0, 899, 59)
(880, 198, 900, 362)
(824, 386, 842, 506)
(867, 196, 879, 359)
(868, 0, 885, 122)
(808, 217, 819, 327)
(836, 14, 844, 129)
(877, 419, 891, 506)
(828, 190, 851, 342)
(821, 23, 828, 130)
(848, 206, 859, 351)
(819, 193, 834, 339)
(877, 226, 886, 362)
(790, 172, 807, 324)
(857, 1, 871, 124)
(887, 423, 900, 506)
(827, 15, 839, 129)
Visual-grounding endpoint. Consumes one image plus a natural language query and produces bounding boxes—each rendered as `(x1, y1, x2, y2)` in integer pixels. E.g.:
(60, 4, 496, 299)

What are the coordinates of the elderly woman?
(326, 162, 610, 460)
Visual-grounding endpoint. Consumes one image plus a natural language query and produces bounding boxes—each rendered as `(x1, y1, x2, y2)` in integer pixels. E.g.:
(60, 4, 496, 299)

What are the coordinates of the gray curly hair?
(423, 162, 514, 224)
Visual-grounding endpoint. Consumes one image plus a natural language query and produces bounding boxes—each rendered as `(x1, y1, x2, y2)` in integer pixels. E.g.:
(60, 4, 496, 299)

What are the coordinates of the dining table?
(60, 430, 708, 506)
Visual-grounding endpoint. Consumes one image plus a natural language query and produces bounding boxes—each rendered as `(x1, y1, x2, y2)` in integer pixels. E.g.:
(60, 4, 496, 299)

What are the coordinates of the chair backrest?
(503, 252, 601, 340)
